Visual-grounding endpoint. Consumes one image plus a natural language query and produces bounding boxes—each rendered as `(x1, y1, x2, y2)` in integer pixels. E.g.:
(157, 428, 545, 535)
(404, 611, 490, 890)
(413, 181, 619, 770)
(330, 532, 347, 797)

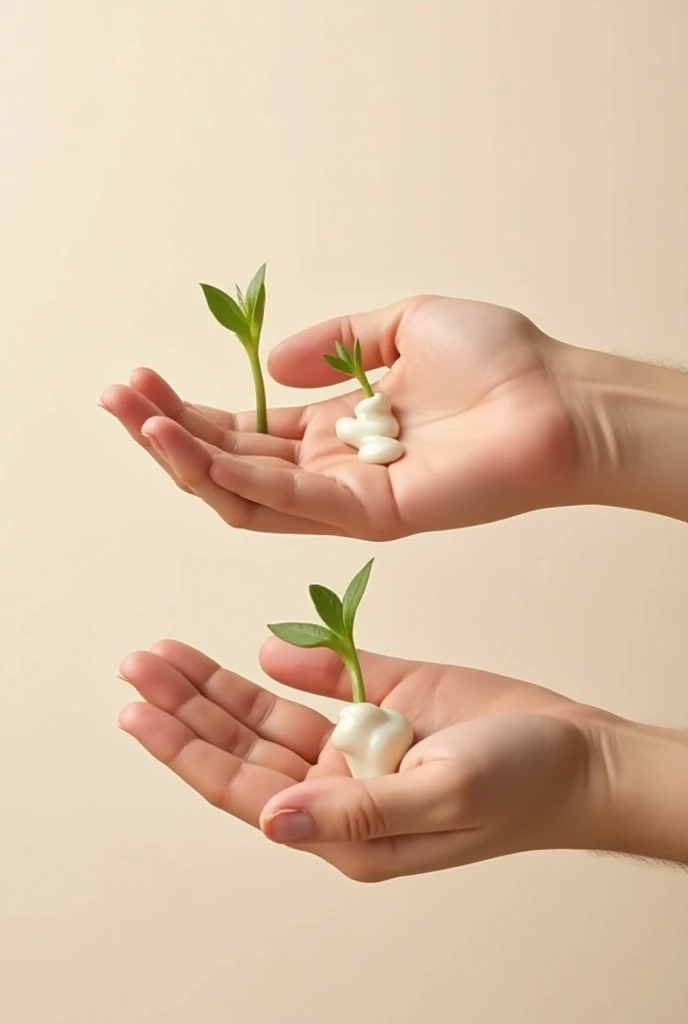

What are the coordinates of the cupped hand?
(118, 638, 610, 882)
(101, 296, 585, 540)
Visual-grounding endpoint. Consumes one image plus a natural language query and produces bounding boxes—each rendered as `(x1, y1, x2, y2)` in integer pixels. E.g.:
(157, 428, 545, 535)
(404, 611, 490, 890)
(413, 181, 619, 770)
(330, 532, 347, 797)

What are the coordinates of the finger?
(118, 702, 292, 825)
(258, 639, 411, 705)
(130, 369, 300, 460)
(140, 416, 343, 535)
(147, 640, 333, 765)
(99, 385, 192, 492)
(120, 650, 311, 779)
(267, 298, 414, 388)
(130, 367, 308, 440)
(259, 762, 469, 844)
(208, 454, 368, 535)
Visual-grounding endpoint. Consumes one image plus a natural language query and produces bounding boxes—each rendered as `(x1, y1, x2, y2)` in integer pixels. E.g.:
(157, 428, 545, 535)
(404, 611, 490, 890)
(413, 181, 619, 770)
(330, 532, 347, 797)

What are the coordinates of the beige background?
(2, 1, 687, 1022)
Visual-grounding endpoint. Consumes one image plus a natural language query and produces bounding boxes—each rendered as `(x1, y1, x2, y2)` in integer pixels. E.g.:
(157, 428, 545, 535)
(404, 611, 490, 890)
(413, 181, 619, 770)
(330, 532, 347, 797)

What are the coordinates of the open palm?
(101, 296, 580, 539)
(119, 637, 605, 881)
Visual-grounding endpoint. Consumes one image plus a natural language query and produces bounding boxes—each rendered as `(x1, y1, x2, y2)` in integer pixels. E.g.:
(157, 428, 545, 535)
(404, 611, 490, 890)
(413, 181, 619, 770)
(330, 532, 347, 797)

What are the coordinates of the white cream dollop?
(330, 703, 414, 779)
(335, 393, 404, 466)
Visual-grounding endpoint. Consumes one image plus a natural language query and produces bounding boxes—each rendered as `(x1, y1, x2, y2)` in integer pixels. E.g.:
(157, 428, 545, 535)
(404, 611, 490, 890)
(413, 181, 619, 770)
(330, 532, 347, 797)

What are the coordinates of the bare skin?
(108, 294, 688, 879)
(101, 295, 688, 536)
(101, 297, 589, 539)
(118, 636, 619, 882)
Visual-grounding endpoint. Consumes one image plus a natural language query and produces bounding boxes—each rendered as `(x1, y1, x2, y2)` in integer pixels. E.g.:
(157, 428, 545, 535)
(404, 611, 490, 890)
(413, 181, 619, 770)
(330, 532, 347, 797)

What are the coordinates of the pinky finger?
(141, 416, 344, 535)
(208, 454, 366, 535)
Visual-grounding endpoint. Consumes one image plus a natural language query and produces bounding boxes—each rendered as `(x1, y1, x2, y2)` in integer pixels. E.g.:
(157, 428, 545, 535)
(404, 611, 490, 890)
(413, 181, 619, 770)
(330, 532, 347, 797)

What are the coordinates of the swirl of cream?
(335, 393, 405, 466)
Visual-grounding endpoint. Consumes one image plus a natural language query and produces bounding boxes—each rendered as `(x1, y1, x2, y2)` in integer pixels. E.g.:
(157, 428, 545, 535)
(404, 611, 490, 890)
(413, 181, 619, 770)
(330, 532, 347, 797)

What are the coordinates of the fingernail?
(142, 429, 166, 458)
(264, 810, 314, 844)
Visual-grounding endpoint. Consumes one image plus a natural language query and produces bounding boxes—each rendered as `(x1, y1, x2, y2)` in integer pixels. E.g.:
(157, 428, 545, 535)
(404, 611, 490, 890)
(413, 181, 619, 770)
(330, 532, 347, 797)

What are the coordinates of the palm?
(101, 296, 576, 538)
(119, 637, 597, 881)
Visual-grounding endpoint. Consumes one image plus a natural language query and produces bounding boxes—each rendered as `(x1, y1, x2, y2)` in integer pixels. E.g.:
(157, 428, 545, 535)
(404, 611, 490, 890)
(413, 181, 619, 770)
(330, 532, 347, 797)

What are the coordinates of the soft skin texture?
(117, 637, 688, 883)
(100, 295, 688, 539)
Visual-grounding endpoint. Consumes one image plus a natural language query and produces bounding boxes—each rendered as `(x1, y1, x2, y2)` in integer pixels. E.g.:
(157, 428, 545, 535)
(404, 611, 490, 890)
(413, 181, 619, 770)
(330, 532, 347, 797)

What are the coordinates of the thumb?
(259, 763, 464, 845)
(267, 298, 414, 389)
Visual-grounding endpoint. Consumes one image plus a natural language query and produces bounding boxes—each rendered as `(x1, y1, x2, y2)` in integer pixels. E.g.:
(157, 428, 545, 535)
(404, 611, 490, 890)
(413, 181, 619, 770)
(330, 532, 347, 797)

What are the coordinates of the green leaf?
(200, 284, 248, 338)
(335, 340, 352, 365)
(308, 585, 345, 634)
(252, 281, 266, 340)
(235, 284, 245, 310)
(244, 263, 267, 340)
(342, 558, 374, 633)
(323, 354, 352, 374)
(266, 621, 336, 649)
(353, 337, 363, 373)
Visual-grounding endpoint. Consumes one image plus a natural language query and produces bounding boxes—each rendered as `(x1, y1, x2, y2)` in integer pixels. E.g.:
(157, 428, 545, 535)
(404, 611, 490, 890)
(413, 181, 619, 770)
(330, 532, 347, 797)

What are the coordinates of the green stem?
(247, 345, 268, 433)
(355, 371, 375, 400)
(344, 645, 367, 703)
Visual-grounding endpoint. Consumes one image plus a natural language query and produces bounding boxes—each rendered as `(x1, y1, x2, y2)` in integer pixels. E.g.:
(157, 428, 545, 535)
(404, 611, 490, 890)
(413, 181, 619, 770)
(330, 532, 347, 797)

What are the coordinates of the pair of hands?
(104, 295, 650, 879)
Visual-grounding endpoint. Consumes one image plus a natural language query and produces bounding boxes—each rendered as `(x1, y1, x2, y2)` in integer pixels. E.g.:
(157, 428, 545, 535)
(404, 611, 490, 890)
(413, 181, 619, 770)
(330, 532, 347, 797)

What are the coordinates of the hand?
(118, 637, 614, 882)
(101, 297, 590, 539)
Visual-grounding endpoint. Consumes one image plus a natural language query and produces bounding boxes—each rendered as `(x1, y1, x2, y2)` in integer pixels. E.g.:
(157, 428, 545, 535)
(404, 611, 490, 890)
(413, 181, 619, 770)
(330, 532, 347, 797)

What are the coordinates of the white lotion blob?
(335, 393, 405, 466)
(330, 702, 414, 779)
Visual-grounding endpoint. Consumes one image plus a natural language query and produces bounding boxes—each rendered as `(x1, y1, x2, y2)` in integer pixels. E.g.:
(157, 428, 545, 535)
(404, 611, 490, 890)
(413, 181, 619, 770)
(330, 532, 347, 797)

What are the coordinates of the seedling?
(267, 557, 413, 778)
(267, 558, 374, 703)
(200, 263, 268, 433)
(323, 339, 374, 399)
(327, 342, 405, 465)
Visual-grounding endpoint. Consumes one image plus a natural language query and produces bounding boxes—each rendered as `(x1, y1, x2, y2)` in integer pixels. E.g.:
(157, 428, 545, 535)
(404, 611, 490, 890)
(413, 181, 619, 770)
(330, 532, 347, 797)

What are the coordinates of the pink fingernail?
(264, 810, 314, 844)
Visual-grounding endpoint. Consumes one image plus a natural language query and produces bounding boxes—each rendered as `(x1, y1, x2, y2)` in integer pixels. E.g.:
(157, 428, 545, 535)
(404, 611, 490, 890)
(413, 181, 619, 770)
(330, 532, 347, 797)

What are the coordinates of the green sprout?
(323, 338, 374, 399)
(199, 263, 268, 433)
(267, 558, 375, 704)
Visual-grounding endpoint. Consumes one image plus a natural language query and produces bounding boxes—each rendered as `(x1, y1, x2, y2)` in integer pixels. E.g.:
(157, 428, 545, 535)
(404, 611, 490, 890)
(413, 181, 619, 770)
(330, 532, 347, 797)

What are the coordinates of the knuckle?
(338, 790, 387, 844)
(246, 687, 277, 734)
(221, 430, 237, 455)
(204, 786, 227, 811)
(218, 501, 252, 531)
(277, 474, 300, 513)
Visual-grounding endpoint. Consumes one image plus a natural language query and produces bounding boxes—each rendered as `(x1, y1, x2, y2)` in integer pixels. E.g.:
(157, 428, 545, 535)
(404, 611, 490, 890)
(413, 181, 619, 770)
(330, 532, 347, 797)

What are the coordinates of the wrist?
(548, 341, 688, 521)
(589, 716, 688, 865)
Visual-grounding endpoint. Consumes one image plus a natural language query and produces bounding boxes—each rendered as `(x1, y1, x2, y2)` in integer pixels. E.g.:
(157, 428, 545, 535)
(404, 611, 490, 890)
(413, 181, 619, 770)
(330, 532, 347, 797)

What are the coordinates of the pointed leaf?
(308, 585, 344, 634)
(335, 341, 352, 364)
(245, 263, 266, 310)
(323, 354, 353, 374)
(266, 622, 336, 649)
(342, 558, 374, 633)
(235, 284, 245, 310)
(251, 281, 266, 340)
(353, 338, 363, 373)
(200, 284, 248, 337)
(244, 263, 267, 340)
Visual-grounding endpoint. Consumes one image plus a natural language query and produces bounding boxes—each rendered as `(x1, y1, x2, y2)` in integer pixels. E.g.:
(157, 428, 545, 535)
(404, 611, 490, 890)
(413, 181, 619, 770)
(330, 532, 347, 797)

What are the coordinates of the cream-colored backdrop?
(2, 2, 687, 1022)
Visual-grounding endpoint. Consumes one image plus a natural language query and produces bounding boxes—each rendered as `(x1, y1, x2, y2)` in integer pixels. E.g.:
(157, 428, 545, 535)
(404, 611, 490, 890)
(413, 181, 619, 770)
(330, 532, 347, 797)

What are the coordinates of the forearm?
(550, 342, 688, 522)
(591, 718, 688, 866)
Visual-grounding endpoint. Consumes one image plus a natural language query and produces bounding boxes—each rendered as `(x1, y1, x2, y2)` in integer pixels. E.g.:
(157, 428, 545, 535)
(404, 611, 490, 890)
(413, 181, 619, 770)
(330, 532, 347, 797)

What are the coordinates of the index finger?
(258, 639, 413, 705)
(267, 299, 412, 389)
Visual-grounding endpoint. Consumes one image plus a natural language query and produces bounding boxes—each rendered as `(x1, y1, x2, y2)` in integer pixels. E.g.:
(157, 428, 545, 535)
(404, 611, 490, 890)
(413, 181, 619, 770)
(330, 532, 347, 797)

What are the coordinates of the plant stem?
(247, 346, 268, 434)
(356, 372, 375, 400)
(344, 645, 367, 703)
